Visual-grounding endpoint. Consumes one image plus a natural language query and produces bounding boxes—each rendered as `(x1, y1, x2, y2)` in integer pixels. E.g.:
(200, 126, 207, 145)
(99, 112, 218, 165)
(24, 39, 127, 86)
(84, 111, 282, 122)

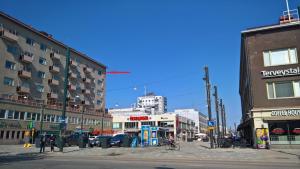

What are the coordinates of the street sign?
(208, 121, 215, 127)
(208, 126, 215, 130)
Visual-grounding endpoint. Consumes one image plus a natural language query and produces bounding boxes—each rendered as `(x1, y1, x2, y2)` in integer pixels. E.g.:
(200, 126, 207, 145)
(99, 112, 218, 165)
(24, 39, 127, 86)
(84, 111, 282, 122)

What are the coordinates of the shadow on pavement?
(0, 152, 46, 165)
(271, 150, 300, 159)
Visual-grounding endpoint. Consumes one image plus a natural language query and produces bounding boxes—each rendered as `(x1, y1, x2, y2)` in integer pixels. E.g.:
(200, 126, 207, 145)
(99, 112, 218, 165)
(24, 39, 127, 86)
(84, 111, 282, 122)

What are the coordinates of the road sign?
(208, 121, 215, 127)
(208, 126, 215, 130)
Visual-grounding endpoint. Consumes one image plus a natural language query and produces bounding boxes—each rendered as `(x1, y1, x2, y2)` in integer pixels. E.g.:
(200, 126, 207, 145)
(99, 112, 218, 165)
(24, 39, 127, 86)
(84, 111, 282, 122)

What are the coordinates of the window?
(13, 111, 20, 120)
(32, 113, 37, 121)
(20, 112, 25, 120)
(11, 131, 15, 139)
(7, 45, 17, 55)
(97, 90, 101, 96)
(37, 113, 41, 121)
(267, 81, 300, 99)
(6, 131, 10, 139)
(52, 75, 59, 80)
(40, 43, 47, 51)
(125, 122, 138, 129)
(0, 110, 6, 118)
(24, 51, 33, 57)
(263, 48, 298, 66)
(98, 70, 102, 75)
(3, 77, 14, 86)
(26, 112, 32, 120)
(37, 71, 46, 79)
(97, 100, 101, 105)
(0, 131, 4, 139)
(141, 121, 156, 126)
(36, 84, 44, 93)
(39, 57, 47, 65)
(5, 60, 15, 70)
(7, 110, 14, 119)
(158, 121, 174, 127)
(26, 37, 34, 46)
(16, 131, 20, 139)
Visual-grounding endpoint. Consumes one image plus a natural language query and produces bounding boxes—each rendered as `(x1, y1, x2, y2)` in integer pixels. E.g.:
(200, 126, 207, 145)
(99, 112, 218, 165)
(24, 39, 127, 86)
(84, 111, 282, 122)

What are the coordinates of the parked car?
(88, 135, 98, 147)
(65, 133, 88, 146)
(90, 136, 112, 147)
(109, 134, 131, 147)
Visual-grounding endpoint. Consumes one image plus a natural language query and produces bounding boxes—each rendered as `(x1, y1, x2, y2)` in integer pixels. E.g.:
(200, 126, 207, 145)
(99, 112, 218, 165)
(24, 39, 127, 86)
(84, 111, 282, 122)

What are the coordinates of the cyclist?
(168, 134, 175, 147)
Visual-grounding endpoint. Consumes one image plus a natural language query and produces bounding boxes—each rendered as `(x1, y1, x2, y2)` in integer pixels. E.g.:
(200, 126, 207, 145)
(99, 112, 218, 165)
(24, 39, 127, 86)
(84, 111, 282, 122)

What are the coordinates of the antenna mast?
(285, 0, 291, 21)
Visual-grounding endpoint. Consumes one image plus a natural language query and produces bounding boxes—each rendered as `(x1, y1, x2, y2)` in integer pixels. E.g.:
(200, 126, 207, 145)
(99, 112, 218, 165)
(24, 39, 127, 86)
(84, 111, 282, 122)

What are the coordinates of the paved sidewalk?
(0, 141, 299, 164)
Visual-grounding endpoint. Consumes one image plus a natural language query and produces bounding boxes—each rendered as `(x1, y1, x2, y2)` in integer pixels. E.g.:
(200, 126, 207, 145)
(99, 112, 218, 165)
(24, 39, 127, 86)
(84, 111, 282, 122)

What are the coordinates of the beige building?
(0, 12, 112, 144)
(112, 114, 195, 141)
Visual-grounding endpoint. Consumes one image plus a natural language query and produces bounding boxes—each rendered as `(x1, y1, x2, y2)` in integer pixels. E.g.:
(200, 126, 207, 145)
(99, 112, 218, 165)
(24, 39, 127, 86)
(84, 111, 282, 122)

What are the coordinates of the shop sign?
(271, 109, 300, 116)
(0, 121, 22, 129)
(130, 116, 149, 121)
(292, 128, 300, 134)
(261, 67, 300, 78)
(271, 128, 285, 134)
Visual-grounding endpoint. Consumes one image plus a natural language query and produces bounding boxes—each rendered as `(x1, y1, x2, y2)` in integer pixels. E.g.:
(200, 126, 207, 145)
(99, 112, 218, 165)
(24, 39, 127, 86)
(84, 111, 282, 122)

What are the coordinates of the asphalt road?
(0, 156, 299, 169)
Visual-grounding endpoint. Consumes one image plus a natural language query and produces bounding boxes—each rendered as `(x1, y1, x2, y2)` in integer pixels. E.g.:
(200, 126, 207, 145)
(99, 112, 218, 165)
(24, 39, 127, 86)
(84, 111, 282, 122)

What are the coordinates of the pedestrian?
(40, 133, 46, 153)
(50, 134, 55, 152)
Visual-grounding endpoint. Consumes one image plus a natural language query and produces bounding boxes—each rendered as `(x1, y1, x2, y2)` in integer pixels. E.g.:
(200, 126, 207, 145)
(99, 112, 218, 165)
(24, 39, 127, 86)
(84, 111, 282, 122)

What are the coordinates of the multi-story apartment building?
(137, 93, 167, 115)
(174, 109, 208, 134)
(0, 12, 112, 144)
(239, 10, 300, 148)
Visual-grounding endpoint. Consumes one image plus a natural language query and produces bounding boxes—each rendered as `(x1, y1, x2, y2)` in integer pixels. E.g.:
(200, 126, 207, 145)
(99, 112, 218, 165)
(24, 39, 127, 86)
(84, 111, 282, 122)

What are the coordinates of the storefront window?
(269, 121, 300, 145)
(141, 121, 155, 126)
(14, 111, 20, 120)
(7, 110, 14, 119)
(125, 122, 138, 129)
(113, 122, 122, 129)
(0, 110, 5, 119)
(20, 112, 25, 120)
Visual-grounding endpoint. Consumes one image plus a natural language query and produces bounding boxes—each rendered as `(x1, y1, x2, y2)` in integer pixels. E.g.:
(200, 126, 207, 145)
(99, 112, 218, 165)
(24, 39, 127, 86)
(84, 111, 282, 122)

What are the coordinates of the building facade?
(239, 15, 300, 148)
(0, 12, 112, 144)
(174, 109, 208, 134)
(112, 114, 195, 141)
(137, 93, 167, 115)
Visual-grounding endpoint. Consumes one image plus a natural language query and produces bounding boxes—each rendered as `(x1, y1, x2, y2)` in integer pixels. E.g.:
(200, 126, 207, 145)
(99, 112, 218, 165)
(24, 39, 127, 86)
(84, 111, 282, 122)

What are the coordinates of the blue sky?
(1, 0, 300, 128)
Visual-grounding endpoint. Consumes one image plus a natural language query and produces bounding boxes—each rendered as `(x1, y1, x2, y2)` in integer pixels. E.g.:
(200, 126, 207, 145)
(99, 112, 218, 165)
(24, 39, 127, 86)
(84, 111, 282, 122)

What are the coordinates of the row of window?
(113, 121, 174, 129)
(0, 130, 25, 140)
(0, 109, 110, 126)
(267, 81, 300, 99)
(263, 48, 298, 67)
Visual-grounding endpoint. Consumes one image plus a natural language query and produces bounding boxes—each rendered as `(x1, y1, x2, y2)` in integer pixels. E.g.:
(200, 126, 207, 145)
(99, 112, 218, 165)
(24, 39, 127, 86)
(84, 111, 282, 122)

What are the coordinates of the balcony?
(18, 70, 31, 79)
(47, 92, 58, 99)
(50, 52, 61, 60)
(0, 29, 18, 41)
(81, 100, 90, 105)
(69, 72, 77, 79)
(48, 79, 59, 86)
(83, 66, 92, 74)
(49, 65, 60, 73)
(68, 84, 76, 91)
(82, 77, 91, 84)
(19, 54, 33, 63)
(16, 86, 30, 94)
(82, 89, 91, 95)
(70, 60, 77, 67)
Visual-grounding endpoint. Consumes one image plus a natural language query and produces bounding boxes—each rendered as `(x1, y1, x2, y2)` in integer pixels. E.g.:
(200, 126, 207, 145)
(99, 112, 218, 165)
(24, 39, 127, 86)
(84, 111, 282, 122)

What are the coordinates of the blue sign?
(208, 121, 215, 127)
(141, 125, 150, 147)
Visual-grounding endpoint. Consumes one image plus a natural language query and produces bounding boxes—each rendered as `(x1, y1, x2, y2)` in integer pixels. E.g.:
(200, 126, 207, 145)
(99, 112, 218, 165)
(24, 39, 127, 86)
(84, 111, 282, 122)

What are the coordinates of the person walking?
(50, 134, 55, 152)
(40, 133, 46, 153)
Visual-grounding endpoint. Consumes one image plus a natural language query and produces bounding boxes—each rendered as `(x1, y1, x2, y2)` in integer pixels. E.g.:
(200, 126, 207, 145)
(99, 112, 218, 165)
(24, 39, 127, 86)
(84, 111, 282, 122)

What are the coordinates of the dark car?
(90, 136, 112, 147)
(109, 134, 131, 147)
(65, 133, 88, 146)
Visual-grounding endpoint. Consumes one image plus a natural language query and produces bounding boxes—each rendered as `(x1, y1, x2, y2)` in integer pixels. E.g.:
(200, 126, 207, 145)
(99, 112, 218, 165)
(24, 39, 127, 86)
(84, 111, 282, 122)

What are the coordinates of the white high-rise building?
(137, 93, 167, 115)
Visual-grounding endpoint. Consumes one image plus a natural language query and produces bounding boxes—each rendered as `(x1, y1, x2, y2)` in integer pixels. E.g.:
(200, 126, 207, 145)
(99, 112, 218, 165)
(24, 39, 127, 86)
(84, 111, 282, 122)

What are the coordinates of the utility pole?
(213, 86, 220, 147)
(203, 66, 214, 149)
(60, 47, 70, 152)
(223, 104, 227, 136)
(219, 99, 224, 138)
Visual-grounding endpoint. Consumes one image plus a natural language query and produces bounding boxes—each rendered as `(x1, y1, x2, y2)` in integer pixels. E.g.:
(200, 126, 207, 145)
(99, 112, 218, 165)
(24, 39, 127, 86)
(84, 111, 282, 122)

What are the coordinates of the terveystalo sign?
(261, 67, 300, 78)
(271, 109, 300, 116)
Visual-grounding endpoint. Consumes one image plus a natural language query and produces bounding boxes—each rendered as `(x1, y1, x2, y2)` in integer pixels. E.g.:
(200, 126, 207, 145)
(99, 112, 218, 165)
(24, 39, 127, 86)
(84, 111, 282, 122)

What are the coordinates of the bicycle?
(165, 140, 180, 151)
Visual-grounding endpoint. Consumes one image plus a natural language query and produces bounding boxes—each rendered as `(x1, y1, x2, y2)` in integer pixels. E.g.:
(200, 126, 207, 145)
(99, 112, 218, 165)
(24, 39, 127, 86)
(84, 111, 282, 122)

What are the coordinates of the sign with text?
(271, 109, 300, 116)
(207, 121, 215, 127)
(130, 116, 149, 121)
(261, 67, 300, 78)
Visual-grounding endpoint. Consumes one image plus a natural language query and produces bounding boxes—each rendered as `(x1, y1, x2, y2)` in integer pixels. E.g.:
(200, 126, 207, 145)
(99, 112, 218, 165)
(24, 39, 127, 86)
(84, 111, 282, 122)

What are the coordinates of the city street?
(0, 142, 299, 169)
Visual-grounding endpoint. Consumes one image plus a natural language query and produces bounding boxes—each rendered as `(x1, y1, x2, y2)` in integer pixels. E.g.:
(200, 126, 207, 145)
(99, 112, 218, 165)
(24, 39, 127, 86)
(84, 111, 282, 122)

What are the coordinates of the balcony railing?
(18, 70, 31, 79)
(50, 52, 61, 60)
(48, 79, 59, 86)
(0, 29, 18, 41)
(16, 86, 30, 94)
(19, 54, 33, 63)
(81, 100, 90, 105)
(82, 89, 91, 95)
(83, 77, 91, 84)
(69, 72, 77, 79)
(70, 60, 77, 67)
(83, 67, 93, 73)
(47, 92, 58, 99)
(68, 84, 76, 91)
(49, 65, 60, 73)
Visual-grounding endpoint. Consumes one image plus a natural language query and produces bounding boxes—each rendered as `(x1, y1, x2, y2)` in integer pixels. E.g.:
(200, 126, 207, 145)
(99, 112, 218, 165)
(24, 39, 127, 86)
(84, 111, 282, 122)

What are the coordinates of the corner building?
(239, 19, 300, 148)
(0, 12, 112, 144)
